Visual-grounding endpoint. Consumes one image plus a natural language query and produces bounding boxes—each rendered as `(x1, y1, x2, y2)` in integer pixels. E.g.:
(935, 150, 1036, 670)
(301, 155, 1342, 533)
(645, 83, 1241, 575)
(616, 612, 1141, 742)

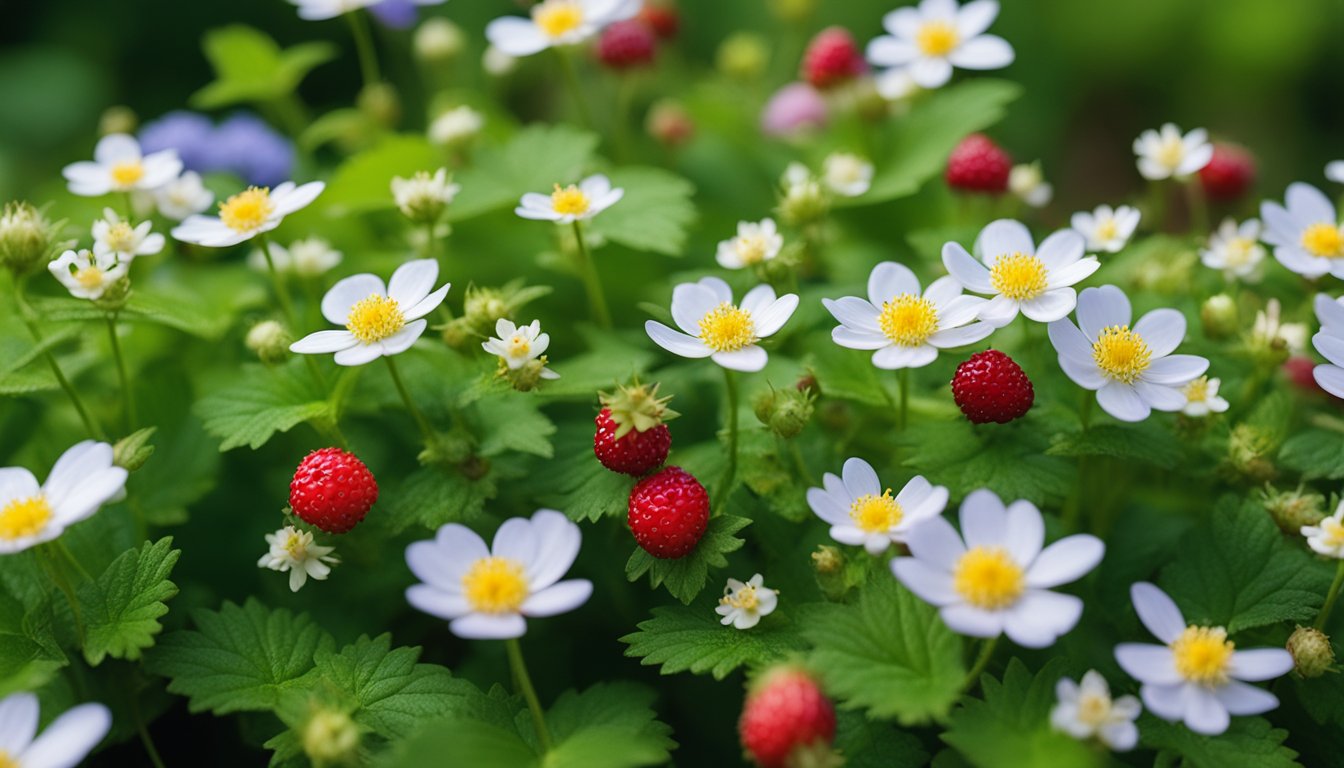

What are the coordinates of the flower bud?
(414, 18, 465, 64)
(506, 357, 552, 392)
(463, 288, 511, 333)
(92, 275, 132, 313)
(482, 45, 518, 77)
(769, 388, 814, 439)
(1287, 626, 1334, 678)
(646, 100, 695, 148)
(301, 709, 360, 766)
(752, 388, 778, 425)
(812, 545, 850, 602)
(1258, 484, 1326, 535)
(0, 202, 56, 275)
(429, 106, 484, 149)
(1227, 424, 1277, 483)
(357, 82, 401, 128)
(113, 427, 157, 471)
(99, 106, 138, 137)
(1200, 294, 1239, 340)
(440, 317, 474, 350)
(716, 33, 769, 81)
(246, 320, 293, 364)
(777, 179, 828, 226)
(811, 545, 842, 575)
(391, 168, 459, 224)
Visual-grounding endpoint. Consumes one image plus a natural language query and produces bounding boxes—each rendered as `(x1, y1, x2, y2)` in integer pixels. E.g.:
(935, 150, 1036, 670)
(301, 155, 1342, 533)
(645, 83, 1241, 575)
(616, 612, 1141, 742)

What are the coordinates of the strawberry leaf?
(625, 515, 752, 605)
(619, 600, 807, 680)
(77, 537, 181, 666)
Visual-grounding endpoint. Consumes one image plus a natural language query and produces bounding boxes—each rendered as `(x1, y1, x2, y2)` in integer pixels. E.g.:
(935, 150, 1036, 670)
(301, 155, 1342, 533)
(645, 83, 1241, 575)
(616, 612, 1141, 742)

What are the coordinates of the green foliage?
(804, 579, 965, 725)
(146, 599, 335, 714)
(77, 537, 180, 666)
(835, 711, 930, 768)
(1048, 422, 1182, 467)
(0, 588, 65, 698)
(534, 443, 634, 523)
(192, 25, 336, 108)
(1279, 428, 1344, 480)
(1140, 715, 1301, 768)
(619, 601, 807, 679)
(626, 515, 752, 604)
(322, 135, 443, 215)
(379, 466, 496, 533)
(941, 659, 1101, 768)
(1157, 497, 1334, 632)
(195, 360, 333, 451)
(899, 420, 1072, 507)
(469, 393, 557, 458)
(448, 125, 601, 221)
(588, 167, 696, 256)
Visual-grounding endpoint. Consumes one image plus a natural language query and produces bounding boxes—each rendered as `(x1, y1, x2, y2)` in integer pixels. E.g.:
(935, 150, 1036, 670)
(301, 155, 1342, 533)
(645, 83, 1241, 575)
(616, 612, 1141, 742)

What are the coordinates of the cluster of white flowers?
(866, 0, 1015, 91)
(64, 133, 211, 221)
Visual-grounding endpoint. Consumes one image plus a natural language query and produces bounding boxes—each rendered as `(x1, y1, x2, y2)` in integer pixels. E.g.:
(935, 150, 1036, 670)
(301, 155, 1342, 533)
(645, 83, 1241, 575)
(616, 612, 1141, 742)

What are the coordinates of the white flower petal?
(1130, 582, 1185, 643)
(1132, 308, 1186, 358)
(522, 580, 592, 617)
(909, 56, 954, 88)
(1001, 500, 1044, 565)
(1141, 355, 1207, 385)
(1025, 535, 1104, 588)
(1182, 686, 1230, 735)
(942, 242, 995, 293)
(868, 261, 921, 303)
(711, 346, 768, 372)
(645, 321, 711, 358)
(406, 584, 471, 619)
(333, 343, 385, 367)
(1020, 289, 1077, 323)
(380, 320, 427, 355)
(754, 294, 799, 338)
(1077, 285, 1131, 340)
(1215, 681, 1279, 716)
(956, 0, 1000, 37)
(872, 344, 938, 369)
(928, 322, 994, 348)
(450, 613, 528, 639)
(1139, 682, 1186, 721)
(387, 259, 439, 308)
(322, 274, 387, 326)
(290, 330, 357, 354)
(1115, 643, 1181, 684)
(1096, 382, 1150, 422)
(21, 702, 111, 768)
(1002, 590, 1082, 648)
(959, 488, 1007, 549)
(841, 457, 881, 498)
(905, 514, 965, 571)
(940, 603, 1004, 638)
(892, 558, 960, 606)
(1229, 648, 1294, 682)
(0, 692, 38, 753)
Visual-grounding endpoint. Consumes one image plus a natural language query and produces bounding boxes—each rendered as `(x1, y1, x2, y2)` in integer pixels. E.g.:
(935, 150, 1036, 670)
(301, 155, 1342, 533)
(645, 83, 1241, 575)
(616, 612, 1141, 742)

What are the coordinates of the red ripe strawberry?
(594, 381, 678, 475)
(951, 350, 1034, 424)
(801, 27, 866, 90)
(596, 20, 657, 70)
(946, 133, 1012, 194)
(638, 3, 680, 40)
(1199, 142, 1256, 201)
(1284, 356, 1325, 395)
(739, 667, 838, 768)
(289, 447, 379, 533)
(628, 466, 708, 558)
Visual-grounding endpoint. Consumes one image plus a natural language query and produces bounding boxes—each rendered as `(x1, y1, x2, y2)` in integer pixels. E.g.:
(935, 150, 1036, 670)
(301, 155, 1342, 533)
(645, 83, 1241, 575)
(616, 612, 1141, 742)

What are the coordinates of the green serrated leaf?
(899, 420, 1071, 508)
(619, 601, 807, 680)
(449, 125, 601, 221)
(146, 599, 335, 714)
(1280, 428, 1344, 480)
(804, 578, 964, 725)
(544, 682, 676, 768)
(392, 717, 536, 768)
(1157, 496, 1334, 632)
(587, 167, 696, 256)
(191, 25, 335, 108)
(77, 537, 180, 666)
(1047, 422, 1182, 467)
(1140, 714, 1300, 768)
(626, 516, 752, 604)
(941, 658, 1101, 768)
(835, 710, 930, 768)
(469, 394, 556, 458)
(380, 466, 496, 533)
(0, 588, 66, 697)
(194, 359, 331, 451)
(321, 134, 443, 215)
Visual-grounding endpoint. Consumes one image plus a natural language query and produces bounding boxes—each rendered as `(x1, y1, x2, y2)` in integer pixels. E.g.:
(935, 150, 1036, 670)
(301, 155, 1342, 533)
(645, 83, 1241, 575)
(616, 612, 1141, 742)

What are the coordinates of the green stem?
(570, 222, 612, 329)
(122, 192, 136, 222)
(56, 538, 93, 582)
(554, 46, 593, 129)
(40, 544, 86, 645)
(714, 368, 740, 510)
(612, 74, 634, 163)
(384, 356, 437, 446)
(898, 368, 910, 430)
(12, 277, 105, 440)
(106, 314, 136, 432)
(960, 636, 999, 694)
(257, 234, 298, 327)
(506, 638, 552, 753)
(346, 9, 381, 88)
(131, 692, 167, 768)
(1079, 391, 1094, 430)
(1315, 559, 1344, 631)
(1184, 179, 1209, 235)
(423, 220, 438, 261)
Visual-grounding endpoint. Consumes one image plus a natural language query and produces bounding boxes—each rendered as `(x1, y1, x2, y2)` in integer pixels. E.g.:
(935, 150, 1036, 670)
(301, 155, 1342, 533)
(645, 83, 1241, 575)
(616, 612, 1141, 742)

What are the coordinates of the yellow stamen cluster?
(1094, 218, 1118, 242)
(0, 496, 52, 541)
(104, 221, 137, 253)
(110, 160, 145, 188)
(461, 556, 529, 614)
(849, 489, 903, 533)
(1301, 222, 1344, 259)
(734, 234, 770, 265)
(1154, 136, 1186, 170)
(1183, 376, 1210, 403)
(698, 303, 756, 352)
(550, 184, 591, 216)
(953, 546, 1025, 610)
(878, 294, 939, 347)
(533, 0, 584, 38)
(1075, 693, 1112, 727)
(1223, 237, 1257, 267)
(345, 294, 406, 344)
(507, 334, 533, 360)
(1092, 325, 1152, 384)
(1171, 625, 1235, 686)
(75, 267, 106, 289)
(1318, 517, 1344, 550)
(0, 750, 17, 768)
(915, 21, 959, 56)
(720, 583, 761, 613)
(989, 252, 1048, 301)
(219, 187, 275, 233)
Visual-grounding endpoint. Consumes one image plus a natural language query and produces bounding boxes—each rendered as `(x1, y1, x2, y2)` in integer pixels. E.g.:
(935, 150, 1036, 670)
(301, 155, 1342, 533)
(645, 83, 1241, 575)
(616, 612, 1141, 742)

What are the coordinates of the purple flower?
(368, 0, 418, 29)
(761, 82, 828, 138)
(139, 111, 215, 170)
(211, 114, 296, 187)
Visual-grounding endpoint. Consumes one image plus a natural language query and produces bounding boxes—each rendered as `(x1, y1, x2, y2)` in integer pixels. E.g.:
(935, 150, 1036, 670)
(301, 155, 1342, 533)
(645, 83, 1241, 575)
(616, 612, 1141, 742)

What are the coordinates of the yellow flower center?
(735, 234, 770, 265)
(849, 490, 903, 533)
(916, 20, 960, 56)
(1320, 517, 1344, 550)
(1155, 135, 1185, 170)
(1224, 237, 1257, 267)
(698, 303, 756, 352)
(507, 335, 532, 360)
(989, 252, 1048, 301)
(461, 556, 529, 614)
(0, 496, 53, 541)
(1171, 625, 1235, 686)
(550, 184, 591, 216)
(75, 266, 106, 289)
(110, 160, 144, 187)
(878, 294, 939, 347)
(104, 221, 137, 253)
(720, 584, 760, 612)
(345, 294, 406, 344)
(219, 187, 275, 233)
(0, 750, 17, 768)
(1301, 222, 1344, 258)
(953, 546, 1025, 610)
(533, 0, 584, 38)
(1183, 376, 1209, 403)
(1095, 218, 1118, 242)
(1092, 325, 1151, 384)
(1076, 693, 1111, 727)
(283, 532, 308, 560)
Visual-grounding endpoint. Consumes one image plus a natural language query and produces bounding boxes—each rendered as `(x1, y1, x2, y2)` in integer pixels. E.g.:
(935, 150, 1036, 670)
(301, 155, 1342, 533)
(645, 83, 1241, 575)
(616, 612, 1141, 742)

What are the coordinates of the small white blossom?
(1133, 123, 1213, 181)
(48, 249, 128, 301)
(1200, 218, 1265, 282)
(152, 171, 214, 221)
(1326, 161, 1344, 184)
(173, 181, 324, 248)
(391, 168, 461, 221)
(516, 174, 623, 224)
(482, 319, 560, 379)
(715, 574, 778, 630)
(1180, 376, 1228, 417)
(645, 277, 798, 372)
(1302, 500, 1344, 559)
(429, 106, 485, 147)
(1009, 162, 1052, 208)
(63, 133, 182, 196)
(866, 0, 1015, 90)
(1050, 671, 1141, 752)
(806, 457, 948, 554)
(91, 208, 164, 261)
(486, 0, 641, 57)
(1260, 183, 1344, 279)
(1070, 205, 1140, 253)
(0, 441, 127, 555)
(822, 152, 873, 197)
(716, 219, 784, 269)
(258, 526, 339, 592)
(1250, 299, 1307, 354)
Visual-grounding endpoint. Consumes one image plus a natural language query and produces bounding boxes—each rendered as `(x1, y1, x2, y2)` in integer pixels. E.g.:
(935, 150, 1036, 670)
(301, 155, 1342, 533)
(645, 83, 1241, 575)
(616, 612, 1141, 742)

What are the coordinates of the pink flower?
(761, 83, 828, 138)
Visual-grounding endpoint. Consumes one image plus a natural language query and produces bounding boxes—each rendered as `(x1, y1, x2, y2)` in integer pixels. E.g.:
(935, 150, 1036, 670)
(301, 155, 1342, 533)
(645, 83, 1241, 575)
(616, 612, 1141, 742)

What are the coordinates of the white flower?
(483, 45, 519, 76)
(875, 68, 920, 101)
(1009, 162, 1052, 208)
(892, 489, 1104, 648)
(258, 526, 339, 592)
(290, 259, 450, 366)
(866, 0, 1014, 90)
(1260, 183, 1344, 279)
(48, 249, 128, 301)
(1180, 376, 1228, 417)
(645, 277, 799, 372)
(943, 219, 1098, 327)
(172, 182, 324, 248)
(248, 237, 343, 278)
(1311, 293, 1344, 398)
(1200, 218, 1265, 281)
(823, 261, 993, 369)
(1115, 582, 1293, 736)
(482, 319, 559, 379)
(1070, 205, 1140, 254)
(0, 692, 112, 768)
(715, 574, 778, 630)
(288, 0, 445, 21)
(1050, 670, 1141, 751)
(0, 441, 127, 555)
(404, 509, 593, 639)
(152, 171, 214, 221)
(806, 457, 948, 554)
(91, 208, 164, 261)
(429, 106, 485, 147)
(1249, 298, 1307, 354)
(1133, 124, 1213, 181)
(822, 152, 873, 197)
(1302, 500, 1344, 559)
(516, 174, 624, 224)
(391, 168, 461, 221)
(716, 219, 783, 269)
(62, 133, 182, 197)
(1327, 161, 1344, 184)
(1048, 285, 1208, 423)
(486, 0, 642, 57)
